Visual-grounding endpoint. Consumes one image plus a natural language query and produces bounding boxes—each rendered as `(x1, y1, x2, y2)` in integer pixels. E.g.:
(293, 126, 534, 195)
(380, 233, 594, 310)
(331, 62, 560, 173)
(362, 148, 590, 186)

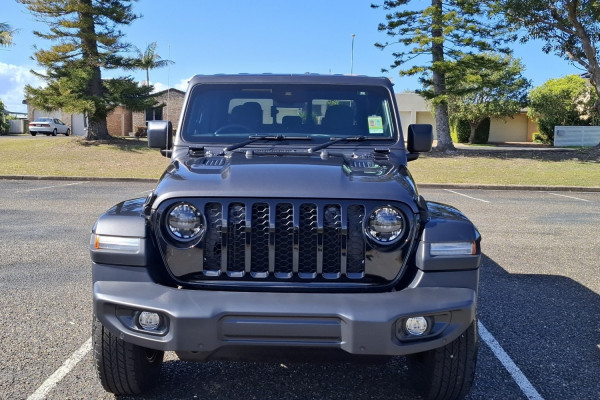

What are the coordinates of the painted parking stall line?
(27, 338, 92, 400)
(547, 192, 591, 202)
(478, 321, 544, 400)
(16, 181, 86, 193)
(444, 189, 491, 203)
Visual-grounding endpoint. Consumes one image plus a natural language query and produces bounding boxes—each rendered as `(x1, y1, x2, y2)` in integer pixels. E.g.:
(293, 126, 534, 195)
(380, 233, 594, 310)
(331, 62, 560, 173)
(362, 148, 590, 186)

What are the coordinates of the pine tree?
(0, 22, 15, 47)
(18, 0, 155, 140)
(373, 0, 513, 151)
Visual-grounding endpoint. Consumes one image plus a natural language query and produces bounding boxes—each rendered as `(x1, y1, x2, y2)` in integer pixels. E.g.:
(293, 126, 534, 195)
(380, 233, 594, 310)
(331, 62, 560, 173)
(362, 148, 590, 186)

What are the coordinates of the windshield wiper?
(221, 135, 312, 154)
(308, 136, 367, 153)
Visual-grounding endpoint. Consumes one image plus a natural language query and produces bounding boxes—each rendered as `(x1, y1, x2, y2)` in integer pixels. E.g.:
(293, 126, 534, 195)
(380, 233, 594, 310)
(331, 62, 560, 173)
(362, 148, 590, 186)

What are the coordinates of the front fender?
(415, 202, 482, 271)
(90, 198, 149, 267)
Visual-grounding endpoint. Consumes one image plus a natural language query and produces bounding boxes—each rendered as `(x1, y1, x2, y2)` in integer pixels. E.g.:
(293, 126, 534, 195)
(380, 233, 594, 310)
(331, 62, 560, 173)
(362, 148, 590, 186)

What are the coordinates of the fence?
(554, 126, 600, 147)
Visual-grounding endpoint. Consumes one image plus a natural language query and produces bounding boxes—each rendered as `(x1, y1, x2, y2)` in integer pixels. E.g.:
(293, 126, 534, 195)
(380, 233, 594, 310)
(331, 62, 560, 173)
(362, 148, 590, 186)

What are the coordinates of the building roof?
(152, 88, 185, 97)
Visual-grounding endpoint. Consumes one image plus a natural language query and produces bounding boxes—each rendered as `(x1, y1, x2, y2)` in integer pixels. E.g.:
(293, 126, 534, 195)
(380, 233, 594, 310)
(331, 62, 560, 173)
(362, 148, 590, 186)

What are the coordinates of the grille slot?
(199, 201, 366, 280)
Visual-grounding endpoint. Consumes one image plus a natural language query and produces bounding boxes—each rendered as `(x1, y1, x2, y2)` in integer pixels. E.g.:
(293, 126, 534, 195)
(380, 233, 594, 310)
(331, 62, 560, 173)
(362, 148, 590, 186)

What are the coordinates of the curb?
(2, 175, 599, 192)
(0, 175, 158, 184)
(418, 183, 600, 192)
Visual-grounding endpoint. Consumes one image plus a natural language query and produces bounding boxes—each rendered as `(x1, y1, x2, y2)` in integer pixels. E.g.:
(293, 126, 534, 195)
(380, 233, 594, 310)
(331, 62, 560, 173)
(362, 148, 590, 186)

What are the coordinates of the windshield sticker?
(368, 116, 384, 134)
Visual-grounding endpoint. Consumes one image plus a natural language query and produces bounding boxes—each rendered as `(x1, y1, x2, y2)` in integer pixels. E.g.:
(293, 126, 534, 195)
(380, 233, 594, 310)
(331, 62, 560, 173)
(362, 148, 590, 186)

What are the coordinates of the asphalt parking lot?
(0, 179, 598, 400)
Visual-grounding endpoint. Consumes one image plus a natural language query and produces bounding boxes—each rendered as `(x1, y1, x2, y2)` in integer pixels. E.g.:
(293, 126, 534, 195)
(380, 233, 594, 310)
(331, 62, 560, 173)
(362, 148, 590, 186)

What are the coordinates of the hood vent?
(189, 157, 227, 170)
(352, 160, 377, 169)
(203, 157, 227, 167)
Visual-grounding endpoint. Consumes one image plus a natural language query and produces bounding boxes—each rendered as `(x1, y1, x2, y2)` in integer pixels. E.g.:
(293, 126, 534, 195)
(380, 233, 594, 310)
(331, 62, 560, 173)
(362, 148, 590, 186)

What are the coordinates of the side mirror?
(147, 120, 173, 150)
(407, 124, 433, 154)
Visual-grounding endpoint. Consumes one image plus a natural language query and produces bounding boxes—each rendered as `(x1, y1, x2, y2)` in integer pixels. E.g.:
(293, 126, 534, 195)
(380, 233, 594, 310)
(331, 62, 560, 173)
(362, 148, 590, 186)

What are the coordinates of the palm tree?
(0, 22, 15, 47)
(135, 42, 174, 86)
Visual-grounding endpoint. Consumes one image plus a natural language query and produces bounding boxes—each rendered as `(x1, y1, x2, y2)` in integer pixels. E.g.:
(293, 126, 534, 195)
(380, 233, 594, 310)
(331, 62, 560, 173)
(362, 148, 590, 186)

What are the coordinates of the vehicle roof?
(187, 74, 394, 89)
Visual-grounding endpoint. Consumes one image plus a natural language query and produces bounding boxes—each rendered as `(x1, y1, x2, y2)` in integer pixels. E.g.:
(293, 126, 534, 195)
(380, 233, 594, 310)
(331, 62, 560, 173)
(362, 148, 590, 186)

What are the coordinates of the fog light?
(138, 311, 161, 331)
(405, 317, 428, 336)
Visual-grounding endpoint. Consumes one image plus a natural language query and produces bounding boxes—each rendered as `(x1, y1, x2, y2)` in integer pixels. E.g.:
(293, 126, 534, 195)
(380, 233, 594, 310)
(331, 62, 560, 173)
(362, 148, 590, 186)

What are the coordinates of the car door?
(54, 119, 67, 134)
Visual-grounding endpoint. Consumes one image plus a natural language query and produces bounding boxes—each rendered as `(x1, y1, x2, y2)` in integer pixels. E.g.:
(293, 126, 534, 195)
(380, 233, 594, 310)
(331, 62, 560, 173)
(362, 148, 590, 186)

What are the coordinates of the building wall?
(489, 113, 529, 142)
(416, 111, 437, 138)
(132, 90, 185, 132)
(107, 106, 133, 136)
(395, 93, 535, 142)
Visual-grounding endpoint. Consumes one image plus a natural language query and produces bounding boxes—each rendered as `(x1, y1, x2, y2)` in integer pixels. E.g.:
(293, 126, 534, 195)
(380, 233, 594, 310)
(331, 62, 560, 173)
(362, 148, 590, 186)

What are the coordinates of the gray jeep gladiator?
(91, 74, 481, 400)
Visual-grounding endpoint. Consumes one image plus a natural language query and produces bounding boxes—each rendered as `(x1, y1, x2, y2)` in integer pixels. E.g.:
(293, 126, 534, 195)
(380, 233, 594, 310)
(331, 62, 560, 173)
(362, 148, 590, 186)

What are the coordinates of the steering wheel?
(214, 124, 254, 135)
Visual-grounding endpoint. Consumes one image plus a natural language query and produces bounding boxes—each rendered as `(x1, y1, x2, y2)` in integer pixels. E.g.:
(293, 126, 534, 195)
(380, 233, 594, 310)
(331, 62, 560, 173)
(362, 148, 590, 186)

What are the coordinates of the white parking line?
(27, 337, 92, 400)
(28, 325, 543, 399)
(478, 321, 544, 400)
(444, 189, 491, 203)
(547, 193, 591, 202)
(16, 182, 85, 193)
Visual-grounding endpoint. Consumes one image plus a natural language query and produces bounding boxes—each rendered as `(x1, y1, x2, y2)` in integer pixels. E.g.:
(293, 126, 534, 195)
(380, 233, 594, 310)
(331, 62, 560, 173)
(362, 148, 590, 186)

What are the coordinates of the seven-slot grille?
(161, 200, 370, 282)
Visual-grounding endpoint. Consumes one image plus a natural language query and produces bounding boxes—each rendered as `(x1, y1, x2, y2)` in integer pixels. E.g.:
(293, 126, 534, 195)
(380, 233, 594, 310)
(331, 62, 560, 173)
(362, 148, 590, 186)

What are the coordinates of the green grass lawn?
(1, 136, 598, 187)
(410, 150, 600, 187)
(0, 136, 167, 179)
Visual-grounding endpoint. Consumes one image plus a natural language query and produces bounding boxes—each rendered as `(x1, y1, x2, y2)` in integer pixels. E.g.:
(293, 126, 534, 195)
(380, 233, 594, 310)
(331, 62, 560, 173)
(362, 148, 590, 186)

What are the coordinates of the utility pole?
(351, 34, 356, 75)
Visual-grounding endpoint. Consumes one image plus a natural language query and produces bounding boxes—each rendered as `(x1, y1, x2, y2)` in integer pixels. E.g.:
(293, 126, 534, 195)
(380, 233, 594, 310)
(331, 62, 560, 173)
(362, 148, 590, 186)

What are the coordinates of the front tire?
(407, 320, 479, 400)
(93, 317, 164, 395)
(31, 132, 37, 136)
(65, 128, 70, 136)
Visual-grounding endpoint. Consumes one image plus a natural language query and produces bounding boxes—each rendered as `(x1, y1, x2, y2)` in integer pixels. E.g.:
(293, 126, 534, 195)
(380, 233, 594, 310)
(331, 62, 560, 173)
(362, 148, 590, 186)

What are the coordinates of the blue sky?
(0, 0, 584, 113)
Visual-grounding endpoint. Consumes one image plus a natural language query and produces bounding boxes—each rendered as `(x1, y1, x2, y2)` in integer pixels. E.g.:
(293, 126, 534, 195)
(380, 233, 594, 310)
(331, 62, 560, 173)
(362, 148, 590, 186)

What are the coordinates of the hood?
(151, 151, 420, 212)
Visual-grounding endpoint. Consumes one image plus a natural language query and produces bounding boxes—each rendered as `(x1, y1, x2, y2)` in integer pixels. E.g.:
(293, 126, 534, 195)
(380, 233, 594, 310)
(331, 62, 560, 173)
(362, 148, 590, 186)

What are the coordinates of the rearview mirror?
(147, 121, 173, 150)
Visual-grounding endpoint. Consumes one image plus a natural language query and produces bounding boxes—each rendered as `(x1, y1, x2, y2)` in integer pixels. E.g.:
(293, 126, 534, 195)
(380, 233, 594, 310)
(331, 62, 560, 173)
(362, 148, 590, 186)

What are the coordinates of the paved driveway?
(0, 180, 598, 399)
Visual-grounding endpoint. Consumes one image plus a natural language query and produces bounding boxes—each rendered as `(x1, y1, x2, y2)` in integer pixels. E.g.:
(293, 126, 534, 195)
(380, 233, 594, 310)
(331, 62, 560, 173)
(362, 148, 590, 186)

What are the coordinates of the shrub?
(134, 126, 147, 138)
(472, 118, 490, 144)
(451, 118, 490, 144)
(451, 119, 471, 143)
(528, 75, 598, 144)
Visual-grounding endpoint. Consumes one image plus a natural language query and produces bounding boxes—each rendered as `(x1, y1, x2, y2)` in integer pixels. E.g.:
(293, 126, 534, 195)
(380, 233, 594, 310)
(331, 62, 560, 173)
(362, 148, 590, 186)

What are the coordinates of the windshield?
(181, 84, 397, 144)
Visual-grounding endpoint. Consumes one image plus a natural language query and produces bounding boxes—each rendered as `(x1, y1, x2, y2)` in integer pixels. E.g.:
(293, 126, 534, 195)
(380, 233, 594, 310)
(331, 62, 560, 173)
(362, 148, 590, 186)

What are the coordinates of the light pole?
(351, 34, 356, 75)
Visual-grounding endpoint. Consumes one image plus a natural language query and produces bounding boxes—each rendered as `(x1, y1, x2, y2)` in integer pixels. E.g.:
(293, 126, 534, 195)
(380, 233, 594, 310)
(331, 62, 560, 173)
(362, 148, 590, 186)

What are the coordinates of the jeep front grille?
(156, 199, 414, 288)
(200, 201, 365, 279)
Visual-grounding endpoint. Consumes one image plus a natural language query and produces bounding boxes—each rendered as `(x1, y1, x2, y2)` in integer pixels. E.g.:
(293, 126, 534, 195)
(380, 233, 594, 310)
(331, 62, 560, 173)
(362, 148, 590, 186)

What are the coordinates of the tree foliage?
(492, 0, 600, 114)
(0, 22, 16, 47)
(372, 0, 514, 151)
(0, 99, 8, 135)
(135, 42, 174, 86)
(18, 0, 156, 140)
(448, 54, 530, 143)
(528, 74, 598, 144)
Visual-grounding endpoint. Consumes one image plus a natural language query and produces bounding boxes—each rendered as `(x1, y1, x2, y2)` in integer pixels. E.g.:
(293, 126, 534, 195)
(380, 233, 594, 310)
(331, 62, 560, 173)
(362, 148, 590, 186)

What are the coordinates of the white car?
(29, 118, 71, 136)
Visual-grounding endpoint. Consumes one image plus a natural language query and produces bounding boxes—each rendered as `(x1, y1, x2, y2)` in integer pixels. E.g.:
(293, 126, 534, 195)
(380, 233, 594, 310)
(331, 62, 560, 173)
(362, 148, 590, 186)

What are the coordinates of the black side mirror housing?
(407, 124, 433, 154)
(147, 121, 173, 150)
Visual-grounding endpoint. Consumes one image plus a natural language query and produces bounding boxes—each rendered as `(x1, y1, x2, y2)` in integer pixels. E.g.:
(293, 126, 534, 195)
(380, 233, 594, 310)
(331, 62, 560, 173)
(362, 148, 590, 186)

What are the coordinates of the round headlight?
(167, 203, 205, 241)
(365, 206, 404, 244)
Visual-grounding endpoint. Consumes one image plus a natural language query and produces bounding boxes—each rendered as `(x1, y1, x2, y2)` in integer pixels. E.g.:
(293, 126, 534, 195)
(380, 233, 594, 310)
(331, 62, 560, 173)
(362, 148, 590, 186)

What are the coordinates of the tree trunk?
(565, 1, 600, 117)
(87, 117, 112, 141)
(79, 1, 111, 141)
(468, 120, 481, 144)
(431, 0, 455, 152)
(434, 103, 453, 150)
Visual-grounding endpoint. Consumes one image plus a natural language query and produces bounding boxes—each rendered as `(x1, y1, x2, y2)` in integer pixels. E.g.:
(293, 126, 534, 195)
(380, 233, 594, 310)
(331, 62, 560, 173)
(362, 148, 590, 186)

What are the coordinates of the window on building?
(145, 106, 163, 122)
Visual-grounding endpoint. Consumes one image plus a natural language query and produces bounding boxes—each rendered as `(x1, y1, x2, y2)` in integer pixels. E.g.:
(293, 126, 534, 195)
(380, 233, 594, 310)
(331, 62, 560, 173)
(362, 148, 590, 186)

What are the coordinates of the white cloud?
(0, 62, 45, 113)
(151, 77, 191, 94)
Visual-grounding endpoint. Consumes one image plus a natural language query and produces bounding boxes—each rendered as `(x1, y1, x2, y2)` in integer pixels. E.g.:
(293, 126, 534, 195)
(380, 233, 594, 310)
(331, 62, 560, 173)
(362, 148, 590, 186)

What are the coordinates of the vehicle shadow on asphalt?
(118, 356, 423, 400)
(475, 254, 600, 400)
(116, 253, 599, 400)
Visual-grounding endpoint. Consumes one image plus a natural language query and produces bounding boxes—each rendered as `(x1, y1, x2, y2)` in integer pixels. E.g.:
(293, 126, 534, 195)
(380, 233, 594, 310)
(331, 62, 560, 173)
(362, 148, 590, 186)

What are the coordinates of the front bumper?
(93, 263, 477, 359)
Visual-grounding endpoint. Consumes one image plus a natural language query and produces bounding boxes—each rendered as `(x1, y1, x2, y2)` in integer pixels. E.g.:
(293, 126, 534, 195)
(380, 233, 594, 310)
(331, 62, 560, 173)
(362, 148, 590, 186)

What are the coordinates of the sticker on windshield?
(368, 116, 384, 134)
